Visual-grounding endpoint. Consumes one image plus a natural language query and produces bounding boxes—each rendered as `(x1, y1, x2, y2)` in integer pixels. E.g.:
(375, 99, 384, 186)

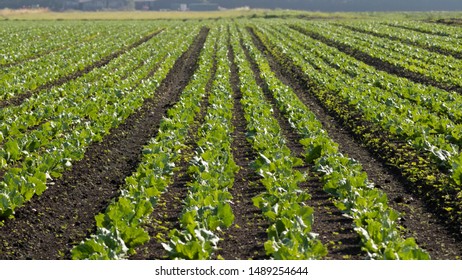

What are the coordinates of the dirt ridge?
(290, 25, 462, 94)
(241, 29, 363, 260)
(338, 24, 462, 60)
(248, 26, 462, 259)
(216, 36, 269, 260)
(0, 27, 208, 260)
(0, 29, 163, 109)
(130, 34, 216, 260)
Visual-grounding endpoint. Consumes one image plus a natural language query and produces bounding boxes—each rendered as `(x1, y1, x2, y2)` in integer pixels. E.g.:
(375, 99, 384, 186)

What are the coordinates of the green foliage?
(72, 23, 212, 259)
(164, 27, 238, 259)
(0, 22, 198, 218)
(71, 228, 128, 260)
(245, 23, 429, 259)
(229, 24, 327, 260)
(4, 17, 455, 261)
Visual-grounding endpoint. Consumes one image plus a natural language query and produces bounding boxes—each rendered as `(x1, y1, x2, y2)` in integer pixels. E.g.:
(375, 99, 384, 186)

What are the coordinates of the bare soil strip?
(216, 41, 269, 260)
(433, 18, 462, 26)
(0, 28, 208, 260)
(339, 24, 462, 59)
(289, 25, 462, 94)
(241, 32, 363, 260)
(385, 23, 448, 36)
(248, 27, 462, 259)
(130, 38, 216, 260)
(0, 29, 163, 109)
(0, 53, 168, 182)
(128, 159, 192, 260)
(129, 99, 209, 260)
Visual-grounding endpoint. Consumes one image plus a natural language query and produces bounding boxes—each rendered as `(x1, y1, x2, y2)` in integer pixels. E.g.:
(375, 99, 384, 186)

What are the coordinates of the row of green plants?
(296, 21, 462, 89)
(230, 24, 327, 260)
(241, 24, 429, 260)
(0, 26, 181, 169)
(71, 26, 216, 260)
(272, 23, 462, 162)
(0, 24, 200, 218)
(0, 21, 163, 101)
(339, 21, 462, 57)
(0, 21, 102, 67)
(387, 20, 462, 38)
(164, 26, 239, 259)
(262, 22, 462, 186)
(284, 23, 462, 197)
(285, 23, 462, 126)
(251, 22, 462, 227)
(284, 23, 462, 169)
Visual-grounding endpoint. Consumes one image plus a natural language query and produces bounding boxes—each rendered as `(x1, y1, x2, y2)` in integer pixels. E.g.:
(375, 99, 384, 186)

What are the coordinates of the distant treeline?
(1, 0, 462, 11)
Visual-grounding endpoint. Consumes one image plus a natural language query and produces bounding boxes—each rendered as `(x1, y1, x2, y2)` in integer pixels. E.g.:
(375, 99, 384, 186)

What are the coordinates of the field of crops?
(1, 16, 462, 260)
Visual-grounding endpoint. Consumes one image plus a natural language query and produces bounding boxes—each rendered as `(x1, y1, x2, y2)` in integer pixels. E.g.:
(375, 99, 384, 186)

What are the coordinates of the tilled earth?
(2, 22, 461, 260)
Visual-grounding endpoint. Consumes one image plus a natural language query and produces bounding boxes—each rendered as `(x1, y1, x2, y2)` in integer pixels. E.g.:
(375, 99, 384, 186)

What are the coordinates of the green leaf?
(5, 141, 20, 161)
(451, 154, 462, 186)
(0, 193, 14, 218)
(122, 227, 150, 249)
(26, 176, 45, 198)
(216, 203, 234, 228)
(181, 211, 197, 234)
(71, 228, 128, 260)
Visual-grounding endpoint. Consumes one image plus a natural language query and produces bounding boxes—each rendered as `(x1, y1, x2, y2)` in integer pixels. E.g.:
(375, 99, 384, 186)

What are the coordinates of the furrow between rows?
(0, 27, 208, 260)
(289, 25, 462, 94)
(247, 26, 462, 259)
(239, 29, 363, 259)
(0, 29, 163, 109)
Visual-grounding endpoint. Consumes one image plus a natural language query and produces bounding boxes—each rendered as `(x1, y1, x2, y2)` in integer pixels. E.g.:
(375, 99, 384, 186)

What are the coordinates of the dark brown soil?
(247, 26, 462, 260)
(241, 30, 364, 260)
(338, 24, 462, 60)
(130, 35, 216, 260)
(215, 39, 269, 260)
(434, 18, 462, 26)
(0, 49, 167, 182)
(2, 22, 461, 261)
(289, 25, 462, 94)
(279, 26, 462, 236)
(382, 21, 449, 37)
(129, 125, 203, 260)
(128, 158, 192, 260)
(0, 27, 208, 260)
(0, 29, 163, 109)
(384, 23, 447, 37)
